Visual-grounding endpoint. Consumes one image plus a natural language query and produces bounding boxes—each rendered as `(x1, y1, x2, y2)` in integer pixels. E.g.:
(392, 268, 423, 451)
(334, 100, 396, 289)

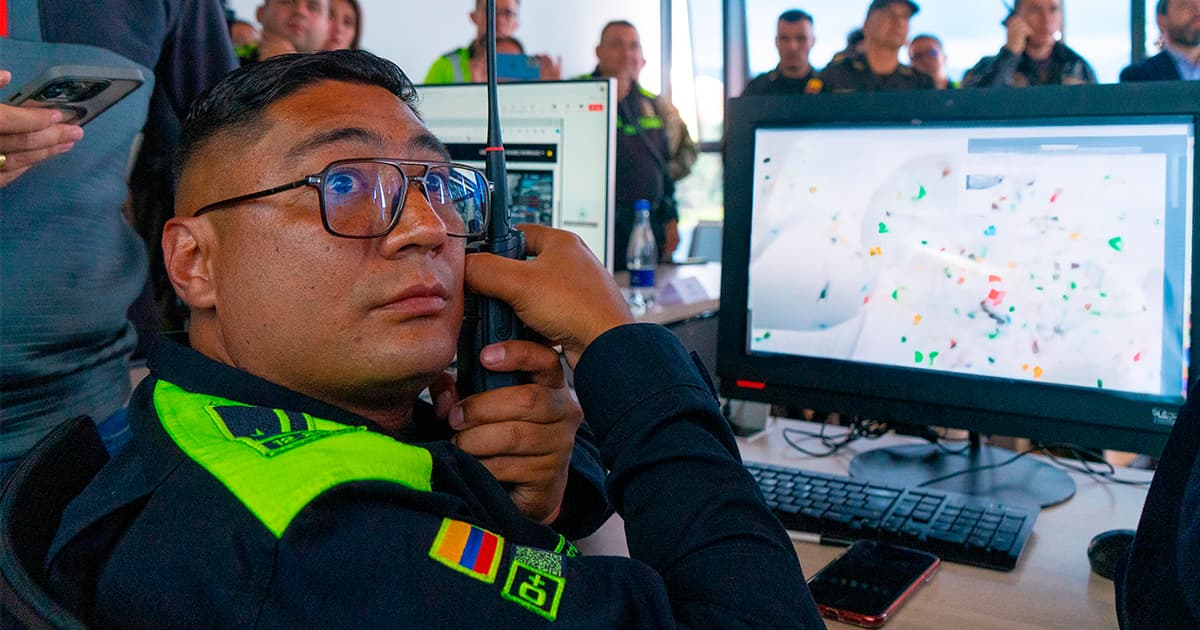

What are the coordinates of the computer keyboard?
(745, 461, 1038, 571)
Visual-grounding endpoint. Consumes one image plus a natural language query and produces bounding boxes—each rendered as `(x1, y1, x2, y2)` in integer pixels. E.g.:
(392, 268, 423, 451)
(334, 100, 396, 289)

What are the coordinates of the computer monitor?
(416, 79, 616, 269)
(720, 83, 1199, 508)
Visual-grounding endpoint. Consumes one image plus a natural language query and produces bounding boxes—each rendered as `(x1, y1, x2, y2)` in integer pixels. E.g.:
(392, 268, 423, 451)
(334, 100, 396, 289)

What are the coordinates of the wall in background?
(226, 0, 663, 91)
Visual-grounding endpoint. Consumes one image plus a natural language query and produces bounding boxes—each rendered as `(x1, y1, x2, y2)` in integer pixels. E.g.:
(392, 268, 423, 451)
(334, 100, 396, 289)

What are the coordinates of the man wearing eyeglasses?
(423, 0, 562, 84)
(45, 50, 824, 628)
(908, 34, 957, 89)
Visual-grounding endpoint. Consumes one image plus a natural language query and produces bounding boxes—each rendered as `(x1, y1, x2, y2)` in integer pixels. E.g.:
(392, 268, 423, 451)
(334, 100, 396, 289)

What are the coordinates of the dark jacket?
(744, 67, 820, 96)
(1116, 379, 1200, 628)
(817, 52, 935, 93)
(963, 42, 1097, 88)
(1120, 51, 1184, 82)
(46, 325, 824, 628)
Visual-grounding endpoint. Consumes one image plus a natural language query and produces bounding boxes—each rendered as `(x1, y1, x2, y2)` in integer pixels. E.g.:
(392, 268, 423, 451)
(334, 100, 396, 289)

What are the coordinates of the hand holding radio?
(0, 70, 84, 187)
(431, 338, 582, 523)
(465, 225, 634, 370)
(1003, 13, 1033, 55)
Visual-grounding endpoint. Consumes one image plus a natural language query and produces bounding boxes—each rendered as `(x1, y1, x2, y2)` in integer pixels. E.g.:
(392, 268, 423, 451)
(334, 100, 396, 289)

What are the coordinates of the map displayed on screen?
(748, 121, 1194, 398)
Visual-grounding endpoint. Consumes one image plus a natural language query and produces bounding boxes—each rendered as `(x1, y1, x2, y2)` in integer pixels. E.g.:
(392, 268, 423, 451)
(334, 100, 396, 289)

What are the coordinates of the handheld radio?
(456, 0, 528, 397)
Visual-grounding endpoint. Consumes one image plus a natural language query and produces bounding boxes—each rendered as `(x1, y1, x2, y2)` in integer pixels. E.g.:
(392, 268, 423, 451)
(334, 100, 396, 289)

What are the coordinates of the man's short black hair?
(779, 9, 814, 24)
(911, 33, 944, 48)
(600, 19, 637, 42)
(177, 50, 419, 182)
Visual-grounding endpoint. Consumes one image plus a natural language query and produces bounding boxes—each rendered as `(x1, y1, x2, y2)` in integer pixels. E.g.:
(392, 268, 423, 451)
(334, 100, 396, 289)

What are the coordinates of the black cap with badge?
(867, 0, 920, 16)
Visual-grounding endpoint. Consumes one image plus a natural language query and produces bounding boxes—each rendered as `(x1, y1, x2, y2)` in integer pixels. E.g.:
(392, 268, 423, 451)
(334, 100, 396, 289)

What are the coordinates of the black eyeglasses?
(192, 159, 492, 239)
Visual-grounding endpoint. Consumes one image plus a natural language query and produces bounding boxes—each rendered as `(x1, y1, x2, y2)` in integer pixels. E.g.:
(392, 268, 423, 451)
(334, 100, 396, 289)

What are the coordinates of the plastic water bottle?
(627, 199, 657, 313)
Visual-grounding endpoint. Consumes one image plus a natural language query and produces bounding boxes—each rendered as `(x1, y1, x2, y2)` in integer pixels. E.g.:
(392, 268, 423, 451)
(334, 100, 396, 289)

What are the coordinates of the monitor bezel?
(719, 83, 1200, 456)
(414, 78, 617, 271)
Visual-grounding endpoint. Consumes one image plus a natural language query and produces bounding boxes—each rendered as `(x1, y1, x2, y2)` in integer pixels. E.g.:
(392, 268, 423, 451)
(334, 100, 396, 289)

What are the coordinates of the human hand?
(430, 340, 583, 523)
(1004, 15, 1032, 55)
(662, 219, 680, 261)
(464, 224, 634, 369)
(535, 54, 562, 81)
(0, 70, 84, 188)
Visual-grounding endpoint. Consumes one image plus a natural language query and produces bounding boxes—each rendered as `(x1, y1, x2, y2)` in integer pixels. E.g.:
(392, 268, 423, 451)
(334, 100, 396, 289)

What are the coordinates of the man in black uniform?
(589, 20, 697, 270)
(962, 0, 1097, 88)
(45, 51, 824, 628)
(818, 0, 935, 93)
(744, 9, 821, 96)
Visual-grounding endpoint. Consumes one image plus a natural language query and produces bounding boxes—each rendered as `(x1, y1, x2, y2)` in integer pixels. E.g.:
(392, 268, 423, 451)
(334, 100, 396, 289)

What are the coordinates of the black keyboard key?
(744, 461, 1037, 571)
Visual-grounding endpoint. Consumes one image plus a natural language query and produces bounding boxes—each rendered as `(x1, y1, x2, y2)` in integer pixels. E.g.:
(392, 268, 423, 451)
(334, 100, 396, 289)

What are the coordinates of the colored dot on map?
(929, 351, 939, 366)
(1022, 364, 1029, 371)
(915, 351, 924, 363)
(809, 186, 817, 193)
(913, 315, 923, 325)
(1070, 281, 1077, 290)
(988, 330, 1000, 340)
(1097, 379, 1104, 388)
(950, 339, 958, 349)
(957, 277, 965, 285)
(922, 240, 929, 245)
(901, 336, 908, 343)
(988, 357, 996, 364)
(892, 289, 900, 300)
(1109, 237, 1124, 251)
(879, 222, 890, 234)
(914, 185, 927, 201)
(984, 225, 996, 236)
(1134, 352, 1143, 363)
(870, 246, 883, 256)
(988, 274, 1002, 283)
(1009, 306, 1016, 313)
(1033, 366, 1044, 378)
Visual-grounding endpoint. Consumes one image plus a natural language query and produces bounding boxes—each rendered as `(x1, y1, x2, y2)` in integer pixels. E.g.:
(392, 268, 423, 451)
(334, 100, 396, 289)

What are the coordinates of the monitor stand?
(848, 433, 1076, 509)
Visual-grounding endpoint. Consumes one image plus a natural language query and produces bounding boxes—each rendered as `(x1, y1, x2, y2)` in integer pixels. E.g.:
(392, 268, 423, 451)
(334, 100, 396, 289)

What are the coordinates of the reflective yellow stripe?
(154, 380, 432, 538)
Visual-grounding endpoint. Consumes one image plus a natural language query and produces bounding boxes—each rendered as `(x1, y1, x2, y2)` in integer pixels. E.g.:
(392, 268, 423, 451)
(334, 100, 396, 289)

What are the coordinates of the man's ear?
(162, 217, 217, 309)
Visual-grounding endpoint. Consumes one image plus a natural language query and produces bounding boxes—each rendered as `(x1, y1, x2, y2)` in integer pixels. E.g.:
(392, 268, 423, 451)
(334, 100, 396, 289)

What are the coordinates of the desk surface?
(577, 417, 1152, 629)
(613, 262, 721, 326)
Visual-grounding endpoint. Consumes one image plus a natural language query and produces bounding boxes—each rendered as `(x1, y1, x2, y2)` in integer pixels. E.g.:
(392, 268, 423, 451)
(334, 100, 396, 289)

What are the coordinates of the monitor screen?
(416, 80, 616, 269)
(720, 84, 1200, 467)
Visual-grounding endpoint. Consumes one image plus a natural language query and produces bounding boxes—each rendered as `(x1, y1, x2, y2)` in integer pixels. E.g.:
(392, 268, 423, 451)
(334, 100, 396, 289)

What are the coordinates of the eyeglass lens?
(322, 161, 488, 238)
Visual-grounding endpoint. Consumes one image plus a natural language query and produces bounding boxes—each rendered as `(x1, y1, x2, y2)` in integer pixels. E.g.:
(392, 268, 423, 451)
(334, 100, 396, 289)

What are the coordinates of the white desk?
(613, 262, 721, 326)
(577, 417, 1153, 629)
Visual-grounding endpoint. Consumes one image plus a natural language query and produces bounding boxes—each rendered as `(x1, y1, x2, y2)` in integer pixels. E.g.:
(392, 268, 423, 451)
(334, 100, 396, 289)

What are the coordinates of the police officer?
(817, 0, 935, 93)
(588, 20, 697, 270)
(45, 51, 825, 629)
(962, 0, 1097, 88)
(744, 9, 822, 96)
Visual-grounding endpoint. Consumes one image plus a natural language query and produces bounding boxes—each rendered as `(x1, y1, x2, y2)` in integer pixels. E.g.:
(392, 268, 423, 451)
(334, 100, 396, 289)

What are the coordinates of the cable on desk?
(912, 441, 1153, 489)
(780, 416, 889, 457)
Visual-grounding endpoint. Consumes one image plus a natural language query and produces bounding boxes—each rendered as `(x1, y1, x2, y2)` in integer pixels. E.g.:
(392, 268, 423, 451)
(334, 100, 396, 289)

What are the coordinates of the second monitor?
(416, 79, 617, 269)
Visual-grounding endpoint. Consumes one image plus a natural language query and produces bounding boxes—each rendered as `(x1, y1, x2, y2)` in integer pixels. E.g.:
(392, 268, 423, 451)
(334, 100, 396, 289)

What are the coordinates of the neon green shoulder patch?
(153, 380, 432, 538)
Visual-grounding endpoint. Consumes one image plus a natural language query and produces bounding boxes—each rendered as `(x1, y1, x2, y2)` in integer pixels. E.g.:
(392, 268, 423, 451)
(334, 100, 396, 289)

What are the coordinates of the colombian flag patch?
(429, 518, 505, 583)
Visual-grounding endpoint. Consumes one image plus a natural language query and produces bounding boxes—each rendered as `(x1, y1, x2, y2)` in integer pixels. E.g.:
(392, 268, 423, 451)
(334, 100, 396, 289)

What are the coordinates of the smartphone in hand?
(807, 540, 940, 628)
(494, 53, 541, 82)
(7, 65, 145, 126)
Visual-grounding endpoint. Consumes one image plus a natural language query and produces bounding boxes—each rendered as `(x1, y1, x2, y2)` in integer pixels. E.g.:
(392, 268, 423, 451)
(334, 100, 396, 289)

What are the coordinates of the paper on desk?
(657, 276, 712, 306)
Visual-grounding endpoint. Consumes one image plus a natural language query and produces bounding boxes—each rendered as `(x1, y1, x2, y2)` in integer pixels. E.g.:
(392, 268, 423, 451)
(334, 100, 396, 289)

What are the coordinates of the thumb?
(0, 70, 10, 89)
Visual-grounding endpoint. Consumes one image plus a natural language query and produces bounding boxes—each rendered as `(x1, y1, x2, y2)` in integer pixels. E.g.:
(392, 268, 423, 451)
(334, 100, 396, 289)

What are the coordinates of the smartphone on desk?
(7, 65, 144, 126)
(807, 540, 939, 628)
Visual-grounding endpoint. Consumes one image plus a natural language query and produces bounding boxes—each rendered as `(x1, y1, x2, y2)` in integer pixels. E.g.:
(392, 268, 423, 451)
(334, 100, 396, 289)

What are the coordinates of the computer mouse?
(1087, 529, 1135, 581)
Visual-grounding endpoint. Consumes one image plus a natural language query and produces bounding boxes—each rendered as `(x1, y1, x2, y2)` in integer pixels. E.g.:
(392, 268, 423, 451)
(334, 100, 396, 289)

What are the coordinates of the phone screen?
(807, 540, 939, 627)
(494, 53, 540, 82)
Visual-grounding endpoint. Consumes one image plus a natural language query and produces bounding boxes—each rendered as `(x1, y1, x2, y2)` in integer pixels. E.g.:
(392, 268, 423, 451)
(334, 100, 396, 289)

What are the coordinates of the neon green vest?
(153, 380, 433, 538)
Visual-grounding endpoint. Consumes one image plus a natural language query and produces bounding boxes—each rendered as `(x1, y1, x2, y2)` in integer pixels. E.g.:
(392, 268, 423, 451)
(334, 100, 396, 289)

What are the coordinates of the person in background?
(44, 50, 824, 628)
(744, 9, 821, 96)
(818, 0, 935, 92)
(229, 19, 261, 51)
(324, 0, 361, 51)
(0, 0, 237, 478)
(424, 0, 561, 84)
(830, 28, 866, 64)
(962, 0, 1096, 87)
(909, 33, 956, 89)
(589, 20, 698, 268)
(1120, 0, 1200, 82)
(238, 0, 331, 65)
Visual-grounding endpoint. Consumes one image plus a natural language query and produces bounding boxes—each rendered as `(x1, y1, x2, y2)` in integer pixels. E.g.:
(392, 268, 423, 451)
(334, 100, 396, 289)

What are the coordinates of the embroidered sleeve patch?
(207, 405, 362, 457)
(428, 518, 504, 583)
(501, 559, 565, 621)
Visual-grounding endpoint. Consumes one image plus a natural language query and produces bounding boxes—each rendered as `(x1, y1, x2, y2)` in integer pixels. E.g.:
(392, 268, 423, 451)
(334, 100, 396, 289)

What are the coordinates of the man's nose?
(379, 186, 450, 256)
